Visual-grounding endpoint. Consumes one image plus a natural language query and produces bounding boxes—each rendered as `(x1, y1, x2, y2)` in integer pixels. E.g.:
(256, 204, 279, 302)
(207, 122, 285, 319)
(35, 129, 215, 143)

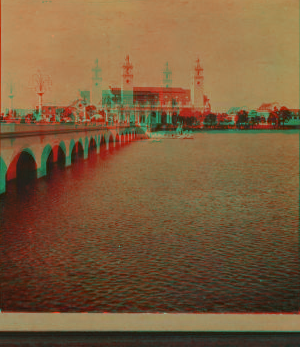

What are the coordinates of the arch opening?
(108, 134, 114, 152)
(71, 141, 84, 163)
(50, 145, 66, 171)
(89, 137, 97, 157)
(151, 111, 156, 125)
(172, 112, 178, 125)
(46, 149, 54, 174)
(44, 145, 66, 176)
(115, 134, 120, 147)
(161, 112, 167, 125)
(57, 146, 66, 167)
(7, 151, 37, 187)
(100, 135, 107, 157)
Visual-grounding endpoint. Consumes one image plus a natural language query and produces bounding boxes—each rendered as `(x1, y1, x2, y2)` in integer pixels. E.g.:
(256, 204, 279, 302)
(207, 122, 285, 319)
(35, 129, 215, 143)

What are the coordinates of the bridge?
(0, 123, 147, 195)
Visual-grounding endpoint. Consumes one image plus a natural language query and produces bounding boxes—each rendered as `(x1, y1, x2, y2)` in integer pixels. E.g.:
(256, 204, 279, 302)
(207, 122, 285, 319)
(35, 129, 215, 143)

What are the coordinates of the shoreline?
(148, 128, 300, 136)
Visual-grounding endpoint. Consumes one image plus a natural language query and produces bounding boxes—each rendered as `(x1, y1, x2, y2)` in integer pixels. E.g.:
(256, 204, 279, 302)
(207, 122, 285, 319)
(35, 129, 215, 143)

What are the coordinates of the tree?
(204, 113, 217, 128)
(62, 107, 74, 121)
(236, 110, 248, 129)
(267, 112, 277, 127)
(277, 106, 292, 128)
(86, 105, 97, 118)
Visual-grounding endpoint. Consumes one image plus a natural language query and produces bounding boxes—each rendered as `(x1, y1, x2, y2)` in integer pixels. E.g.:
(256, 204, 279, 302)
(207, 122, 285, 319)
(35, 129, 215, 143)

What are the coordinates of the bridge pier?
(0, 125, 147, 196)
(0, 158, 7, 194)
(0, 183, 5, 195)
(0, 173, 6, 195)
(37, 167, 46, 179)
(84, 148, 88, 160)
(66, 156, 72, 167)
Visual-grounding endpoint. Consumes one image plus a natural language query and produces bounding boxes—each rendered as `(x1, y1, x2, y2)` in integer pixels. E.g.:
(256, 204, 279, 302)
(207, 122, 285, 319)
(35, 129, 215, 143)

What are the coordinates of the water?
(0, 131, 299, 312)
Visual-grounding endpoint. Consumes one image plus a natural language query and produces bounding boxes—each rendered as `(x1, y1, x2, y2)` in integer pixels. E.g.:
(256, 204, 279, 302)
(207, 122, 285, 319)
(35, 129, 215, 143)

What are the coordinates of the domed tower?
(191, 58, 204, 110)
(91, 58, 102, 106)
(163, 62, 172, 88)
(121, 55, 134, 106)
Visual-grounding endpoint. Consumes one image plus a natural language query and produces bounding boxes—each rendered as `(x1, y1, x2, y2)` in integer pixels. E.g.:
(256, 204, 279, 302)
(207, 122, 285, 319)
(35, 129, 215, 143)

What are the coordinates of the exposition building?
(90, 56, 211, 128)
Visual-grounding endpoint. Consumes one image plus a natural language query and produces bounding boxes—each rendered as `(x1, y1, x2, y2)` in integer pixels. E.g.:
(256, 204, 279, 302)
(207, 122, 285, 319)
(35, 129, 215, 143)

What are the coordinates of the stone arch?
(77, 137, 84, 150)
(115, 133, 120, 146)
(6, 147, 37, 182)
(41, 144, 53, 177)
(123, 131, 127, 143)
(88, 135, 97, 155)
(108, 133, 115, 151)
(6, 148, 37, 186)
(105, 131, 114, 146)
(58, 141, 67, 157)
(69, 139, 76, 158)
(71, 139, 84, 163)
(84, 137, 89, 152)
(100, 134, 107, 153)
(51, 141, 66, 167)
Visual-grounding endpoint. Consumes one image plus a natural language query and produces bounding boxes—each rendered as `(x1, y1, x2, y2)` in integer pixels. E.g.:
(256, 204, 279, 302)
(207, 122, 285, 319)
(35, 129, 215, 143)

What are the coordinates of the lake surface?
(0, 131, 299, 312)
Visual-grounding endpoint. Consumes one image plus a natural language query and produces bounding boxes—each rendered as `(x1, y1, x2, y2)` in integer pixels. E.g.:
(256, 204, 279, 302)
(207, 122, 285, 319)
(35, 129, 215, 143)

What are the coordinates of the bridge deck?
(0, 123, 136, 138)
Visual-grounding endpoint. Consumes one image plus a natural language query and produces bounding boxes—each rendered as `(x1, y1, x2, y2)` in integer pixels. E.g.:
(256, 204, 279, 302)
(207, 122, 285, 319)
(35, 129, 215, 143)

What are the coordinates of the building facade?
(99, 56, 211, 128)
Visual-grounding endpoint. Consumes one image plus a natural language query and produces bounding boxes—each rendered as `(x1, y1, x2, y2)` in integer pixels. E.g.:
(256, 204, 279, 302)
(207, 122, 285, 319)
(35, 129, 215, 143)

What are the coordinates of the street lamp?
(29, 70, 52, 120)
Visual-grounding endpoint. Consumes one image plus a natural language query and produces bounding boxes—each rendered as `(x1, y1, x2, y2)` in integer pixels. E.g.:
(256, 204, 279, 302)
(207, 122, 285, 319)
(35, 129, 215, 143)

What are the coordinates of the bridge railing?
(0, 122, 138, 136)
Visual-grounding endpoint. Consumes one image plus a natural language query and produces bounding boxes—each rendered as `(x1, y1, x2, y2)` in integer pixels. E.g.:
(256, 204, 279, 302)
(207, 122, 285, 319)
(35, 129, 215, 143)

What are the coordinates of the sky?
(1, 0, 299, 112)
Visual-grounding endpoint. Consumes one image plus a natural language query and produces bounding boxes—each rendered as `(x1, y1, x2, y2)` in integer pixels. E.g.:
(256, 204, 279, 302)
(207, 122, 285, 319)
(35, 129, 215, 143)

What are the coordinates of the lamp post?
(5, 79, 16, 117)
(29, 70, 52, 120)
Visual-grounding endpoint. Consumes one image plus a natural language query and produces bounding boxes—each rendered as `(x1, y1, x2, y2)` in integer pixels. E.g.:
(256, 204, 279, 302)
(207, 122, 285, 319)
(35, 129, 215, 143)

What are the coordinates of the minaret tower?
(91, 58, 102, 106)
(121, 55, 133, 106)
(163, 62, 172, 88)
(8, 83, 14, 116)
(191, 58, 204, 110)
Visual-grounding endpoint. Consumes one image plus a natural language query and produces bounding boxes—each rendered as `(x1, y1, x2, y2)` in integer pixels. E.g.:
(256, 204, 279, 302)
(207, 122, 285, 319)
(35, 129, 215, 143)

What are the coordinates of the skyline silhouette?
(1, 0, 298, 112)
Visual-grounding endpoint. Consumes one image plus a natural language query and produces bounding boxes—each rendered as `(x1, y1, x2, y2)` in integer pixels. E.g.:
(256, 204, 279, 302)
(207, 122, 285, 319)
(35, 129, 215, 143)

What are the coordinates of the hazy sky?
(1, 0, 299, 112)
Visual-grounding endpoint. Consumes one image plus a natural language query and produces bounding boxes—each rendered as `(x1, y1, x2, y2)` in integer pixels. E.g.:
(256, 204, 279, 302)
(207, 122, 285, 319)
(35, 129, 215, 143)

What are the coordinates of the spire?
(123, 55, 133, 76)
(92, 59, 102, 80)
(194, 57, 203, 76)
(163, 61, 172, 88)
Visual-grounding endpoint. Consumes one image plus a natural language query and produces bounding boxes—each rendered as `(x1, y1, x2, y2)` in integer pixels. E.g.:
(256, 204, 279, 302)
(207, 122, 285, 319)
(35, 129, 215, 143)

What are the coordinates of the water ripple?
(0, 132, 299, 312)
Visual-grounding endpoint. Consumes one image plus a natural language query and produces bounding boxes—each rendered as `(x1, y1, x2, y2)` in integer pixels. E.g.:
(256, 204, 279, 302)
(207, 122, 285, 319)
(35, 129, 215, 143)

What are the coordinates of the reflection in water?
(0, 132, 299, 313)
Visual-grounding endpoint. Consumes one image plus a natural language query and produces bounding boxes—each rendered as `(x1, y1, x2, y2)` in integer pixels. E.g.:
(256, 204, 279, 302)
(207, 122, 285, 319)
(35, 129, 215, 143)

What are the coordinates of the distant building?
(41, 105, 68, 121)
(99, 56, 211, 127)
(91, 59, 102, 106)
(13, 109, 28, 117)
(256, 102, 280, 121)
(226, 106, 248, 124)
